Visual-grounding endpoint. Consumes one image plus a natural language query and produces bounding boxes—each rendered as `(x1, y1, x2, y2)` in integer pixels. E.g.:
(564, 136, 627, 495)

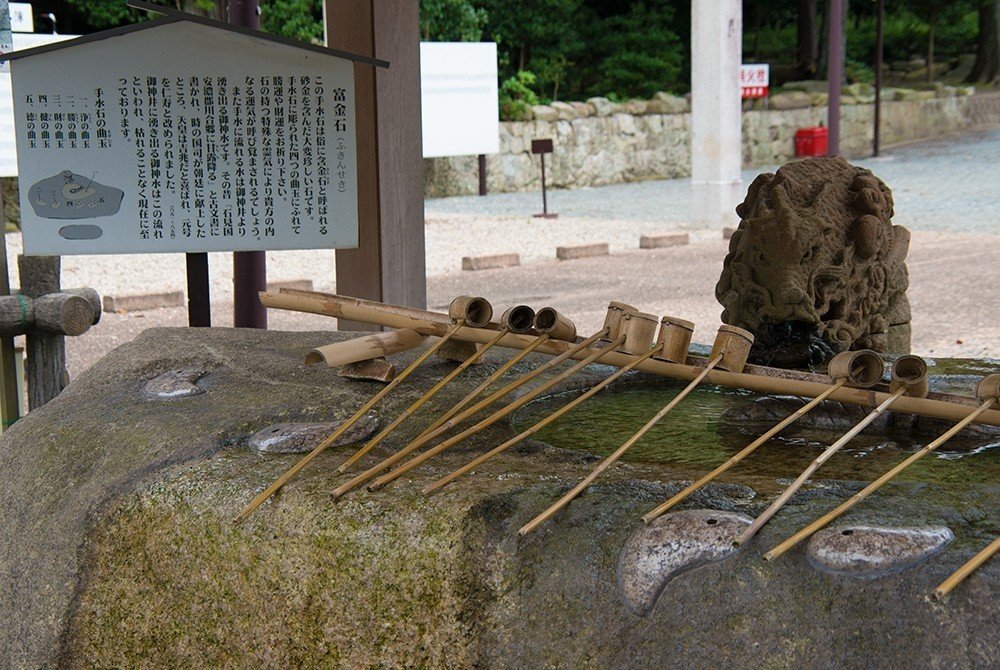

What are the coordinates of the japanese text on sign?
(740, 63, 770, 100)
(11, 20, 359, 255)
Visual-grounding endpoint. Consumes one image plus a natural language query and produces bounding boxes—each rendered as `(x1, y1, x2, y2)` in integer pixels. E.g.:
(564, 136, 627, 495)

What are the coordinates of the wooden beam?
(325, 0, 426, 331)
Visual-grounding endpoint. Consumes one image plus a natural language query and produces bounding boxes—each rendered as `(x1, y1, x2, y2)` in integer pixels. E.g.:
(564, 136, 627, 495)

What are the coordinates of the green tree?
(968, 1, 1000, 82)
(260, 0, 323, 42)
(590, 2, 682, 99)
(420, 0, 487, 41)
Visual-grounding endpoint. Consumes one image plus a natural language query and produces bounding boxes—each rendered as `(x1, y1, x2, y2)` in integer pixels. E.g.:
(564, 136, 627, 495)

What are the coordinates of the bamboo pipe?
(642, 349, 885, 523)
(336, 327, 510, 473)
(765, 375, 1000, 560)
(258, 291, 1000, 428)
(366, 334, 629, 493)
(518, 354, 723, 536)
(934, 536, 1000, 599)
(330, 329, 609, 498)
(424, 343, 667, 495)
(304, 329, 427, 367)
(642, 379, 849, 523)
(233, 321, 465, 523)
(732, 386, 908, 546)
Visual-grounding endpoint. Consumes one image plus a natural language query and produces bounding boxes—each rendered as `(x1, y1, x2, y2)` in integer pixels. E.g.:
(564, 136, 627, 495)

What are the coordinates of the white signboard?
(740, 63, 770, 99)
(420, 42, 498, 158)
(1, 33, 75, 176)
(10, 19, 359, 255)
(9, 2, 31, 32)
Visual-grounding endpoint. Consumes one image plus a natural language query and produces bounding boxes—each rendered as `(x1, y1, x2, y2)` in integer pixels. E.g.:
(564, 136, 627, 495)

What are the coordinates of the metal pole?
(477, 154, 487, 196)
(873, 0, 884, 157)
(186, 252, 211, 327)
(540, 154, 548, 215)
(229, 0, 268, 329)
(0, 189, 21, 428)
(826, 0, 843, 155)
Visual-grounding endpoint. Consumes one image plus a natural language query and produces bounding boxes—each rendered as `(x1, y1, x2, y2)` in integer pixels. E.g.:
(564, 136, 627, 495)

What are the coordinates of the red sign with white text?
(740, 63, 769, 99)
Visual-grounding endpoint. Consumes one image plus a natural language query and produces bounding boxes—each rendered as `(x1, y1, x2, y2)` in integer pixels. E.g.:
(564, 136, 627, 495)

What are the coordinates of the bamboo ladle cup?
(365, 330, 629, 492)
(934, 535, 1000, 599)
(331, 323, 604, 498)
(336, 303, 533, 473)
(424, 312, 687, 494)
(518, 324, 754, 536)
(642, 349, 885, 524)
(733, 354, 930, 546)
(233, 319, 467, 523)
(765, 374, 1000, 561)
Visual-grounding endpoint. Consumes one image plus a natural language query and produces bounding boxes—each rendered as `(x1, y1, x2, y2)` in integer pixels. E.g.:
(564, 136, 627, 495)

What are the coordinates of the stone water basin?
(514, 357, 1000, 492)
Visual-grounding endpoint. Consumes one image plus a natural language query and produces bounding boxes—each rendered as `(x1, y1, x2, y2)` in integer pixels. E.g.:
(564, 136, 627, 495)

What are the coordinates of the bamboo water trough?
(259, 290, 1000, 430)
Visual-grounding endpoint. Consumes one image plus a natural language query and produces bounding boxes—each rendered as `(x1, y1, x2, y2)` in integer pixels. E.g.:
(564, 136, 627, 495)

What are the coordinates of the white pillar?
(690, 0, 743, 228)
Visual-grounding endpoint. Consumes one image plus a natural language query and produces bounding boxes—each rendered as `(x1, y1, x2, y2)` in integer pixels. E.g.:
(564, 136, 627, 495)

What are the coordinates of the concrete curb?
(102, 290, 185, 313)
(102, 279, 315, 312)
(639, 233, 689, 249)
(462, 253, 521, 271)
(556, 243, 610, 260)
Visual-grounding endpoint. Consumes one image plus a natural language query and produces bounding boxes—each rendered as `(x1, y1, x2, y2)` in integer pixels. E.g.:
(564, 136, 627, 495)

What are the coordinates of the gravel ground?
(2, 129, 997, 377)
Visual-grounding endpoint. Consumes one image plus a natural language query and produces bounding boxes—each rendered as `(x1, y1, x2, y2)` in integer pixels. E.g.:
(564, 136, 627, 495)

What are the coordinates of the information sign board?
(420, 42, 498, 158)
(8, 19, 359, 255)
(740, 63, 769, 99)
(9, 2, 31, 32)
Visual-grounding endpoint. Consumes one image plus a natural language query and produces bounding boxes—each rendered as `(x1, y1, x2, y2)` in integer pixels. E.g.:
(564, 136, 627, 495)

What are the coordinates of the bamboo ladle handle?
(425, 343, 666, 495)
(337, 327, 509, 473)
(934, 535, 1000, 599)
(732, 385, 907, 546)
(519, 355, 723, 536)
(233, 321, 464, 523)
(642, 378, 849, 524)
(366, 334, 627, 492)
(765, 397, 997, 561)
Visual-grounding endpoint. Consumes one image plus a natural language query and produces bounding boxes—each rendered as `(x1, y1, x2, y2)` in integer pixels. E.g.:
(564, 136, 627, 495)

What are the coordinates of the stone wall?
(425, 90, 1000, 198)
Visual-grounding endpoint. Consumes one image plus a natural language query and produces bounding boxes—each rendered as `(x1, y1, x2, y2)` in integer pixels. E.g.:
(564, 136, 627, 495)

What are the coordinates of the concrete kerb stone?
(102, 279, 314, 313)
(462, 253, 521, 271)
(556, 243, 610, 261)
(639, 233, 689, 249)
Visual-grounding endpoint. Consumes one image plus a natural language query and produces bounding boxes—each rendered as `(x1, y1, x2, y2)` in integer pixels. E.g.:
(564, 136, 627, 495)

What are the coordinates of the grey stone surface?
(807, 525, 954, 578)
(246, 417, 378, 454)
(616, 509, 752, 615)
(140, 367, 208, 400)
(0, 329, 997, 668)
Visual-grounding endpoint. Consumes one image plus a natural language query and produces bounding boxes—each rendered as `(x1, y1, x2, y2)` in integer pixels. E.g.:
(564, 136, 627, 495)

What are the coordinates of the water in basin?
(513, 359, 1000, 487)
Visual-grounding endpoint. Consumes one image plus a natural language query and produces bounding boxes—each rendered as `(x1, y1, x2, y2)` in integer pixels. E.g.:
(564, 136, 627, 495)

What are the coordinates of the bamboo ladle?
(331, 321, 602, 498)
(934, 535, 1000, 599)
(766, 374, 1000, 561)
(642, 349, 885, 524)
(425, 314, 694, 495)
(518, 324, 754, 536)
(733, 354, 930, 546)
(365, 331, 628, 492)
(336, 303, 534, 473)
(233, 318, 466, 523)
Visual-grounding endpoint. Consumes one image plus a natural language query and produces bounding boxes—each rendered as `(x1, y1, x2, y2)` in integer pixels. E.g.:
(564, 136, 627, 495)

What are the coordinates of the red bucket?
(794, 126, 829, 157)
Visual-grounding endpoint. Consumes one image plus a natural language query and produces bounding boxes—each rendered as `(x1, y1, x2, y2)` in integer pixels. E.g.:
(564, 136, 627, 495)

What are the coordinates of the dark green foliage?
(589, 3, 682, 99)
(420, 0, 487, 41)
(498, 70, 540, 120)
(260, 0, 324, 42)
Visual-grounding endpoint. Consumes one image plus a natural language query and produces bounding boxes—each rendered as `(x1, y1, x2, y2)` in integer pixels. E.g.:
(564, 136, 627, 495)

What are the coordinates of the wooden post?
(325, 0, 426, 330)
(0, 188, 21, 429)
(17, 255, 68, 409)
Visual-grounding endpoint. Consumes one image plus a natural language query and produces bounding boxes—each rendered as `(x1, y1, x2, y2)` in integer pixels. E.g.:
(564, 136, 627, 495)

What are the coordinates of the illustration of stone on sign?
(28, 170, 124, 220)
